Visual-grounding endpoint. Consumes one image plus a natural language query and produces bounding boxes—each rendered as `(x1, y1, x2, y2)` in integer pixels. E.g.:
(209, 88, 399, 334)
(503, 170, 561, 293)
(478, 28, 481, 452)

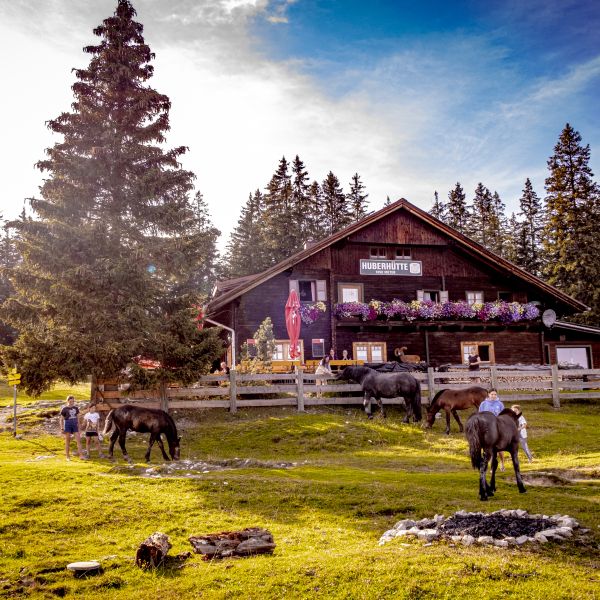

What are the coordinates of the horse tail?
(102, 410, 114, 435)
(465, 416, 483, 469)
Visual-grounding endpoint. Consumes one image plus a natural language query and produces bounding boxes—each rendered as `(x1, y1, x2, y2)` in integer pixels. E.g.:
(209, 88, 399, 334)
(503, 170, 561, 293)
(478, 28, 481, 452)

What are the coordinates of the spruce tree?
(543, 124, 600, 323)
(322, 171, 351, 235)
(429, 190, 446, 222)
(224, 190, 269, 277)
(347, 173, 369, 222)
(468, 183, 494, 245)
(307, 180, 327, 241)
(503, 213, 520, 264)
(488, 191, 507, 256)
(446, 182, 469, 234)
(516, 178, 544, 276)
(0, 1, 222, 394)
(290, 155, 312, 250)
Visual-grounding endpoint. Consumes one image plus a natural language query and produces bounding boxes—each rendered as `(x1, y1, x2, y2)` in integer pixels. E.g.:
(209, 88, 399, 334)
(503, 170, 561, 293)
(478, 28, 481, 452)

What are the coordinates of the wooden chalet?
(208, 198, 599, 369)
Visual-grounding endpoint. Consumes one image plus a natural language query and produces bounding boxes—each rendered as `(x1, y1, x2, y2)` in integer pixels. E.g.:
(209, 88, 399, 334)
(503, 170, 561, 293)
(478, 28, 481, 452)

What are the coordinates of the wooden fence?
(92, 365, 600, 413)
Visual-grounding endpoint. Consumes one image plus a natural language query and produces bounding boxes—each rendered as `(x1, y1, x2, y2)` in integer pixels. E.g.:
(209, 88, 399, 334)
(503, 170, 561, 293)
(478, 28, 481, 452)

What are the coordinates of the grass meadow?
(0, 384, 598, 599)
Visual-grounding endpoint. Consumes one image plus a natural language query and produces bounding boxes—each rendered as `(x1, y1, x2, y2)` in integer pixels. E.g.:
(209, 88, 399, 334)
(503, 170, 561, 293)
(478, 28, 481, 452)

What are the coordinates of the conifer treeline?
(430, 123, 600, 324)
(222, 156, 368, 278)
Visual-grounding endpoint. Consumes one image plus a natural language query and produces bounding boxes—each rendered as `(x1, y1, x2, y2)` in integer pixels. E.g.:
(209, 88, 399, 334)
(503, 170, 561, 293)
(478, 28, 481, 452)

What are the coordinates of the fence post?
(229, 370, 237, 414)
(159, 381, 168, 412)
(551, 364, 560, 408)
(490, 365, 498, 389)
(296, 367, 305, 412)
(427, 368, 436, 403)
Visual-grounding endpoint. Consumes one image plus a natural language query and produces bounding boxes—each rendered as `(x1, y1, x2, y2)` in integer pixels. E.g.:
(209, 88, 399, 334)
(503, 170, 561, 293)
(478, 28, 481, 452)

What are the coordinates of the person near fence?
(315, 355, 333, 398)
(83, 404, 105, 458)
(479, 388, 506, 470)
(467, 349, 482, 383)
(511, 404, 533, 462)
(59, 395, 84, 460)
(342, 349, 351, 360)
(329, 348, 336, 360)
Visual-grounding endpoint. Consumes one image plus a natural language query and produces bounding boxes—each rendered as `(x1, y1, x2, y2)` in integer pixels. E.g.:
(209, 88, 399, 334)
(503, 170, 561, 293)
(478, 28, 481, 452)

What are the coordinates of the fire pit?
(379, 510, 586, 547)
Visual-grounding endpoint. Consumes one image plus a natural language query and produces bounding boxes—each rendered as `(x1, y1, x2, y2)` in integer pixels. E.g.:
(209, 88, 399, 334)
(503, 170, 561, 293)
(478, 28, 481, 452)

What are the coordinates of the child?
(315, 355, 333, 398)
(511, 404, 533, 462)
(83, 404, 104, 458)
(59, 395, 83, 460)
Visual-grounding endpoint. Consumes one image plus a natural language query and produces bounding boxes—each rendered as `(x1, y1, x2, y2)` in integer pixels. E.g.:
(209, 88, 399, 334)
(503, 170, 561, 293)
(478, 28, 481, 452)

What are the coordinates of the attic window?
(370, 247, 387, 259)
(395, 247, 411, 259)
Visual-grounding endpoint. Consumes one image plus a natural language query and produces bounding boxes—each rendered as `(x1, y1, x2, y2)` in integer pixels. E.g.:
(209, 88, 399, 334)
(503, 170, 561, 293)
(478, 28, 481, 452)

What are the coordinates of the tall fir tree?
(321, 171, 352, 235)
(516, 178, 544, 276)
(446, 182, 469, 234)
(224, 189, 269, 277)
(261, 156, 294, 265)
(290, 155, 312, 249)
(468, 183, 495, 246)
(307, 180, 327, 241)
(0, 1, 222, 394)
(347, 173, 369, 222)
(503, 213, 520, 264)
(543, 124, 600, 323)
(0, 221, 19, 346)
(429, 190, 446, 222)
(487, 191, 507, 256)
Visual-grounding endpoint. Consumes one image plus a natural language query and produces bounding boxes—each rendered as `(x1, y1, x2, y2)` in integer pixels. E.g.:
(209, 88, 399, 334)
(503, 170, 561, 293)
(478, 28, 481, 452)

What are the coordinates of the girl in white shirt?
(511, 404, 533, 462)
(83, 405, 105, 458)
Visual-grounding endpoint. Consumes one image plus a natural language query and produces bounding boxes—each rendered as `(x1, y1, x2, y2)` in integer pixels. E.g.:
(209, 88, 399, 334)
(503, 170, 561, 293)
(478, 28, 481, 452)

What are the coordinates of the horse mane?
(429, 389, 445, 408)
(498, 408, 518, 421)
(162, 411, 179, 441)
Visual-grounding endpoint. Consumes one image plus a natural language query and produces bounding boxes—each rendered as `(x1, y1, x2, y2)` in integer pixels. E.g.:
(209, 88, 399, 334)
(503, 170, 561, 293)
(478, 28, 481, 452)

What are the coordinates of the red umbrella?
(285, 289, 301, 359)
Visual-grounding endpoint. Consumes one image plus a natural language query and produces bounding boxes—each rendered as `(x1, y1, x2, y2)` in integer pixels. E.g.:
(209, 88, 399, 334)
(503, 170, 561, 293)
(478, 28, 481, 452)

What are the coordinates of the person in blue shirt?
(479, 388, 506, 470)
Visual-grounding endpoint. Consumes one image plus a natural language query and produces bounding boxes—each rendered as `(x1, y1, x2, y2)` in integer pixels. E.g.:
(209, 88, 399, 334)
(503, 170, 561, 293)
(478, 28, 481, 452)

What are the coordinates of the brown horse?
(103, 404, 181, 462)
(425, 386, 487, 434)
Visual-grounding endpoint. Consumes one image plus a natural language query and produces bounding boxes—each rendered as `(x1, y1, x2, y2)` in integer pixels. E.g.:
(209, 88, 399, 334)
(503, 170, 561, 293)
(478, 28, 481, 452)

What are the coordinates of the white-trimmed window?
(273, 339, 305, 362)
(338, 283, 364, 303)
(395, 247, 411, 259)
(466, 291, 484, 304)
(369, 247, 387, 259)
(417, 290, 449, 303)
(353, 342, 387, 363)
(290, 279, 327, 302)
(556, 346, 591, 369)
(461, 341, 495, 365)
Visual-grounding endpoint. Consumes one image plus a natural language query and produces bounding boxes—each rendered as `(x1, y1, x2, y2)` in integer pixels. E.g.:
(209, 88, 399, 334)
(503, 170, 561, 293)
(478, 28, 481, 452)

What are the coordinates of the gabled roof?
(554, 320, 600, 336)
(208, 198, 589, 314)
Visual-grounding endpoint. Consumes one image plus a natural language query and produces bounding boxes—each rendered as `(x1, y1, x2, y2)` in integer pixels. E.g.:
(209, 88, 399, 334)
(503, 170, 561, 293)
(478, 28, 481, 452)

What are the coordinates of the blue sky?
(1, 0, 599, 248)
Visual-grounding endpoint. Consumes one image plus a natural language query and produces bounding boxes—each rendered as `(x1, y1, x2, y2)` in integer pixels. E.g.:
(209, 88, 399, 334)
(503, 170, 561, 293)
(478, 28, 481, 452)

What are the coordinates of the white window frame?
(555, 346, 591, 369)
(461, 341, 495, 365)
(395, 247, 412, 259)
(273, 339, 305, 362)
(289, 279, 327, 302)
(352, 342, 387, 363)
(338, 283, 364, 303)
(369, 247, 387, 259)
(466, 290, 484, 304)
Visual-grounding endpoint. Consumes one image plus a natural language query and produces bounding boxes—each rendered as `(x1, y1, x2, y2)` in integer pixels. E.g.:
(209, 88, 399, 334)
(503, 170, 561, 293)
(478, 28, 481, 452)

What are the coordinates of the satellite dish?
(542, 309, 556, 328)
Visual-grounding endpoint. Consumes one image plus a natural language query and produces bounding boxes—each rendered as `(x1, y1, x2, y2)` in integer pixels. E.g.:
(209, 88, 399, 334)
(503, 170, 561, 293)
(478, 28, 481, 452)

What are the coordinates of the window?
(353, 342, 387, 363)
(312, 338, 325, 358)
(370, 247, 387, 259)
(290, 279, 327, 302)
(423, 290, 440, 302)
(417, 290, 449, 303)
(466, 291, 484, 304)
(498, 291, 512, 302)
(556, 346, 591, 368)
(395, 247, 411, 259)
(461, 342, 495, 365)
(338, 283, 364, 303)
(273, 339, 305, 362)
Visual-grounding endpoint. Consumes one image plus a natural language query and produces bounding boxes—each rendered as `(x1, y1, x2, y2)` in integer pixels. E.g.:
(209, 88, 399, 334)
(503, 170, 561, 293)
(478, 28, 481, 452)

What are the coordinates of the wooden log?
(188, 527, 275, 560)
(135, 532, 172, 569)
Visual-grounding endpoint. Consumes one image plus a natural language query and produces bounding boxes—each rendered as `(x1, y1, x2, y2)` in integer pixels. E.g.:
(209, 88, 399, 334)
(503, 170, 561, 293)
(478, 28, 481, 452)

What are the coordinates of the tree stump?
(189, 527, 275, 559)
(135, 532, 172, 569)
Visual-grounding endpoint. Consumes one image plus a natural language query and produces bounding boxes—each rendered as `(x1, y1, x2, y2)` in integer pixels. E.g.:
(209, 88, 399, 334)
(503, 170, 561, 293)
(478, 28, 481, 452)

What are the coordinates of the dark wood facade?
(209, 199, 599, 368)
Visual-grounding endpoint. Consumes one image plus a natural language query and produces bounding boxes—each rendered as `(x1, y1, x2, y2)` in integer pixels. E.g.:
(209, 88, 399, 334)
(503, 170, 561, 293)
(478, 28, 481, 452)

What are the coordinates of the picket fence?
(92, 365, 600, 413)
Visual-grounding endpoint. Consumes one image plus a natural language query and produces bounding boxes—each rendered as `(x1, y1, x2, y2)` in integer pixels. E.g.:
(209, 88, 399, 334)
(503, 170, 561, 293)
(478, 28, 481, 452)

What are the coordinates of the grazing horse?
(337, 366, 422, 422)
(465, 409, 526, 501)
(103, 404, 181, 462)
(425, 386, 488, 434)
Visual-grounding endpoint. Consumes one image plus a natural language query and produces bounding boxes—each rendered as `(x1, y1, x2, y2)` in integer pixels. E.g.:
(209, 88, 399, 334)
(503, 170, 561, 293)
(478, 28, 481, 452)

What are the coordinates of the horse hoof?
(519, 487, 527, 494)
(367, 414, 374, 420)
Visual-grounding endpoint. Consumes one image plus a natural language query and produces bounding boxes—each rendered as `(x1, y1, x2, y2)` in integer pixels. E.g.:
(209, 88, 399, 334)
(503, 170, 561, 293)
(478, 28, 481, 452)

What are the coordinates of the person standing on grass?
(83, 404, 104, 458)
(479, 388, 506, 471)
(59, 395, 84, 460)
(315, 355, 333, 398)
(511, 404, 533, 462)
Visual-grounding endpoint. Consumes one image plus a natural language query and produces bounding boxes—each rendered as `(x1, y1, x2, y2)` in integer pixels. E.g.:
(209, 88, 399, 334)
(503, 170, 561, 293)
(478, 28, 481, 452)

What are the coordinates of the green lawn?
(0, 399, 598, 599)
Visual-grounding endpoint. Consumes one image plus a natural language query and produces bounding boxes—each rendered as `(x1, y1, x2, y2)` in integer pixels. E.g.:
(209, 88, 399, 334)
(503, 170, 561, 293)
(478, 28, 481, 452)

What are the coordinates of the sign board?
(8, 369, 21, 386)
(359, 259, 422, 276)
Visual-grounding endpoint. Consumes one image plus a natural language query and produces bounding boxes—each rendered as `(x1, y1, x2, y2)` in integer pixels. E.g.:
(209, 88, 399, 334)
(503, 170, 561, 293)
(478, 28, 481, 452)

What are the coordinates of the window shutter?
(289, 280, 299, 294)
(316, 280, 327, 301)
(417, 289, 424, 301)
(440, 290, 449, 303)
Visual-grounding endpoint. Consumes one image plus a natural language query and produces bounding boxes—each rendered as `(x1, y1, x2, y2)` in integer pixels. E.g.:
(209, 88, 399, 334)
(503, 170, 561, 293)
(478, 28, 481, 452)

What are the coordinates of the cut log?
(189, 527, 275, 560)
(135, 532, 172, 569)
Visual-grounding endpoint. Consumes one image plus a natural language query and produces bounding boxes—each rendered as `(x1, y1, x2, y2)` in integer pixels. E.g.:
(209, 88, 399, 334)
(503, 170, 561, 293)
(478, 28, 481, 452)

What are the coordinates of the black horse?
(103, 404, 181, 462)
(465, 409, 526, 500)
(337, 366, 422, 422)
(425, 386, 487, 434)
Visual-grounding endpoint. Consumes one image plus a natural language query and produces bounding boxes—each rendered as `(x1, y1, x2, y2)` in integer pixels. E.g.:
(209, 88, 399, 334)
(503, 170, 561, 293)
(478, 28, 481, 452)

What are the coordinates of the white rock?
(477, 536, 494, 545)
(455, 510, 468, 517)
(515, 535, 529, 545)
(504, 537, 516, 545)
(434, 514, 445, 524)
(394, 519, 416, 530)
(394, 530, 410, 538)
(515, 509, 527, 517)
(461, 535, 475, 546)
(494, 539, 509, 548)
(557, 517, 578, 528)
(556, 527, 573, 537)
(534, 533, 548, 543)
(451, 535, 462, 543)
(417, 529, 439, 542)
(406, 527, 421, 536)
